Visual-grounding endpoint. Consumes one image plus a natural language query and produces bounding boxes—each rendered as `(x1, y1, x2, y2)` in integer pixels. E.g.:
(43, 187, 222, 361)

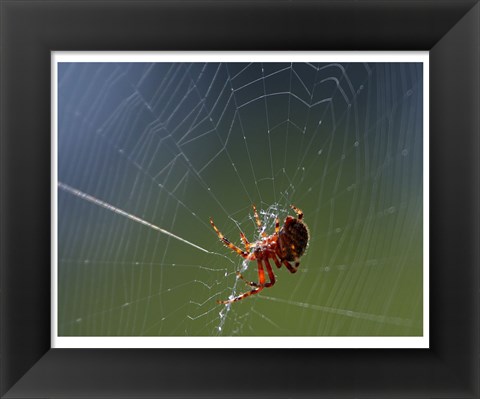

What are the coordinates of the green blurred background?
(57, 61, 423, 336)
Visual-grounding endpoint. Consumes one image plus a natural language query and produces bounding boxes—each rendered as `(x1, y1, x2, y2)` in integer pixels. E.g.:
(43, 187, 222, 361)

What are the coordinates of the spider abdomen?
(277, 217, 309, 262)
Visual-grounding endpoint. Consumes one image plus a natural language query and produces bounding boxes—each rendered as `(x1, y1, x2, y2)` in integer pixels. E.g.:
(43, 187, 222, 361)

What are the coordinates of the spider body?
(277, 216, 309, 262)
(210, 204, 309, 304)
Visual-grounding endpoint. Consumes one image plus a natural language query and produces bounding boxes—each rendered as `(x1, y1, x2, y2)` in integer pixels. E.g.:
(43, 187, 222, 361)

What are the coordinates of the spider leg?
(237, 258, 276, 288)
(210, 218, 248, 258)
(252, 204, 267, 237)
(282, 259, 299, 273)
(217, 259, 265, 304)
(239, 232, 250, 252)
(272, 254, 282, 269)
(290, 204, 304, 220)
(236, 271, 258, 287)
(275, 217, 280, 234)
(263, 259, 276, 288)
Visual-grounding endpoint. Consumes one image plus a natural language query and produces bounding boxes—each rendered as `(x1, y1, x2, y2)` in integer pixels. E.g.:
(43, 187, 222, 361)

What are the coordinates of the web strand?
(58, 182, 211, 254)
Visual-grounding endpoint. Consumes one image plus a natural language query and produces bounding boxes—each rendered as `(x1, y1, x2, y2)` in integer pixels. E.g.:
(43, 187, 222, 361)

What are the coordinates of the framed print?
(53, 51, 428, 350)
(1, 1, 479, 398)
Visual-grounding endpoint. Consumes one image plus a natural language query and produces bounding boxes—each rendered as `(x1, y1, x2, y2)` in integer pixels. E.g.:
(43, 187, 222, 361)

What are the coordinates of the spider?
(210, 204, 309, 304)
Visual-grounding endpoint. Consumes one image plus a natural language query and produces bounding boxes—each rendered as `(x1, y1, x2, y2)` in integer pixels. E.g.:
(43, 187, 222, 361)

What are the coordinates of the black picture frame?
(1, 0, 479, 397)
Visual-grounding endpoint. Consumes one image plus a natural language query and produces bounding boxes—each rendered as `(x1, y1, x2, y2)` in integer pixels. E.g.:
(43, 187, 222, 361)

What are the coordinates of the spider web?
(56, 54, 425, 341)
